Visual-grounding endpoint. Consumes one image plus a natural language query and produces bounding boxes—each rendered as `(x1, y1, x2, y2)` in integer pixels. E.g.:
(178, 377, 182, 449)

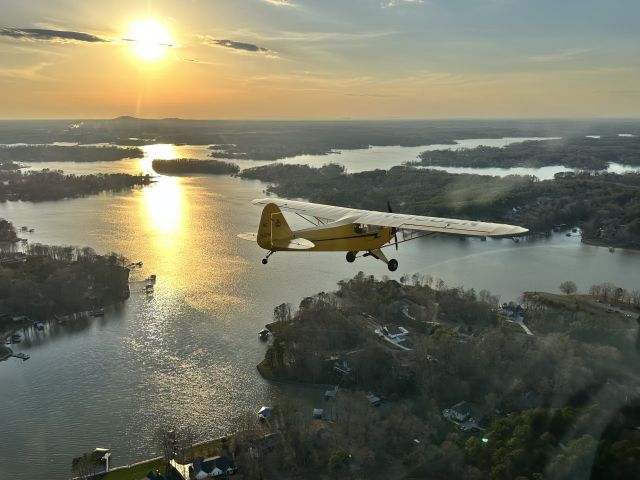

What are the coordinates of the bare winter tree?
(559, 281, 577, 295)
(71, 452, 99, 480)
(156, 427, 177, 473)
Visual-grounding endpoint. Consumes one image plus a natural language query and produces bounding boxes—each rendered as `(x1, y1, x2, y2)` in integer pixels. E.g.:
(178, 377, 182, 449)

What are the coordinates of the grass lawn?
(100, 437, 225, 480)
(187, 437, 224, 460)
(102, 459, 163, 480)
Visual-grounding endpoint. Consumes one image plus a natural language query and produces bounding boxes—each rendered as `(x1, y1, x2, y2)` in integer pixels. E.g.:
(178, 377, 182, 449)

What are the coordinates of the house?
(324, 385, 339, 400)
(313, 408, 324, 419)
(188, 455, 238, 479)
(333, 357, 351, 375)
(366, 393, 381, 407)
(382, 325, 409, 341)
(448, 401, 472, 422)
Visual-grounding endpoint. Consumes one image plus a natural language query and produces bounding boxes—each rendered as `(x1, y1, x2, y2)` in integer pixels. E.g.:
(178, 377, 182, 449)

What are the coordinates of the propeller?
(387, 201, 399, 250)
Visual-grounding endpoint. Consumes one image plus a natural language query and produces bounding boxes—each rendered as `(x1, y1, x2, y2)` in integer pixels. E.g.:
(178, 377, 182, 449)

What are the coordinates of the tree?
(71, 452, 100, 480)
(156, 428, 177, 473)
(559, 281, 577, 295)
(328, 450, 350, 472)
(273, 303, 292, 323)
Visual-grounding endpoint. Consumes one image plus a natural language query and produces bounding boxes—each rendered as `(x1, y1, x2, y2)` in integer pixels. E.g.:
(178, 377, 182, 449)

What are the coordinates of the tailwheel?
(262, 250, 275, 265)
(387, 259, 398, 272)
(346, 251, 357, 263)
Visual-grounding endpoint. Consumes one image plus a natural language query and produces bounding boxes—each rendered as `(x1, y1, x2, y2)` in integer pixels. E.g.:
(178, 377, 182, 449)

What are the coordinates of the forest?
(0, 144, 143, 162)
(1, 118, 638, 161)
(254, 273, 639, 479)
(240, 163, 640, 249)
(152, 158, 240, 175)
(415, 135, 640, 170)
(0, 220, 130, 320)
(0, 168, 152, 202)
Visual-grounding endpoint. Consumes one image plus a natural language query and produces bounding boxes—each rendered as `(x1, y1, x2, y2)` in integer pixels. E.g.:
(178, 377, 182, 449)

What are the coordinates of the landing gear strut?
(262, 251, 275, 265)
(365, 249, 399, 272)
(346, 251, 357, 263)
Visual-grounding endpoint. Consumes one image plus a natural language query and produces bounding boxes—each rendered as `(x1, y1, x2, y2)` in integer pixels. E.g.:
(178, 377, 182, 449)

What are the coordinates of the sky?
(1, 0, 639, 119)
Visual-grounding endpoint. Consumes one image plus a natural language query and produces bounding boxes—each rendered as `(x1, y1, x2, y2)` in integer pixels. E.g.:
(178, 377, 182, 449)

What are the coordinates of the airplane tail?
(257, 203, 293, 249)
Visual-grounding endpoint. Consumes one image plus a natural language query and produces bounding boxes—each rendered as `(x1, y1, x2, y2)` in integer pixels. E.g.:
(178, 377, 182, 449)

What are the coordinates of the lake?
(16, 137, 640, 179)
(1, 144, 640, 479)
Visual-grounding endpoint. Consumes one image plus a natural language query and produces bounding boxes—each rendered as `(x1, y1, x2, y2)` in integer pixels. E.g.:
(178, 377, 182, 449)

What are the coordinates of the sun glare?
(126, 20, 173, 61)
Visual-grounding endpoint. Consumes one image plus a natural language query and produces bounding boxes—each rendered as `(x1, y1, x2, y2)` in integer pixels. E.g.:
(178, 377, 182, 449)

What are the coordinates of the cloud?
(383, 0, 424, 7)
(175, 57, 218, 66)
(263, 0, 294, 6)
(527, 49, 591, 63)
(0, 62, 51, 80)
(208, 38, 277, 57)
(232, 29, 394, 43)
(0, 27, 107, 43)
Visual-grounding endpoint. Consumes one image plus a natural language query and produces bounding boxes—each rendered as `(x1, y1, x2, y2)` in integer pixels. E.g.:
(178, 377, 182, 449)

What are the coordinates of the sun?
(126, 20, 173, 61)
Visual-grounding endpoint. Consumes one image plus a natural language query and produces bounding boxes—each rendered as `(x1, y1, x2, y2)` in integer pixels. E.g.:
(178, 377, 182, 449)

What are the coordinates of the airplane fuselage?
(290, 220, 393, 252)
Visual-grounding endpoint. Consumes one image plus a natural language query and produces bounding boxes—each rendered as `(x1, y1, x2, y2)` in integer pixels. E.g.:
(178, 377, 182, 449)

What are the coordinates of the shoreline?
(0, 344, 13, 361)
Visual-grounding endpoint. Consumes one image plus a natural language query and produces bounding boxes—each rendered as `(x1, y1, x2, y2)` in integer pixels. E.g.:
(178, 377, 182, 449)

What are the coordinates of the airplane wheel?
(346, 251, 357, 263)
(388, 259, 398, 272)
(261, 258, 268, 265)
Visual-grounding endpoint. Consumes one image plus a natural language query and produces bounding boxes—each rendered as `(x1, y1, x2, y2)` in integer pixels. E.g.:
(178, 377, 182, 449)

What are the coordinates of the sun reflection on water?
(143, 176, 183, 234)
(140, 144, 179, 173)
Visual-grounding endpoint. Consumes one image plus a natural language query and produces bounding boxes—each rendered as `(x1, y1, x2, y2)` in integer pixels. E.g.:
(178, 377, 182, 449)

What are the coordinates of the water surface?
(1, 145, 640, 479)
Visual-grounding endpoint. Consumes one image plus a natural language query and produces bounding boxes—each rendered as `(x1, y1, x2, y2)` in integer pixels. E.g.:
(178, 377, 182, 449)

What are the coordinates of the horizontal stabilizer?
(237, 232, 258, 242)
(272, 237, 315, 250)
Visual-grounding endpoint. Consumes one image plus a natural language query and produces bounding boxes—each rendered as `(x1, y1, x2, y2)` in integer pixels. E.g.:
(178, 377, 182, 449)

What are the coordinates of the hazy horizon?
(2, 115, 640, 122)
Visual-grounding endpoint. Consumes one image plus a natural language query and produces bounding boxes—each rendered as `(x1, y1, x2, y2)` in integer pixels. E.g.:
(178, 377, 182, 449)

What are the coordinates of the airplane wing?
(252, 198, 528, 237)
(252, 198, 361, 222)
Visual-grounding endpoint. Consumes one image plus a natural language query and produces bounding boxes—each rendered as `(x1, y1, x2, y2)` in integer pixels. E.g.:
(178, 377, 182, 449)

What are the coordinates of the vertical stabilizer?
(257, 203, 293, 249)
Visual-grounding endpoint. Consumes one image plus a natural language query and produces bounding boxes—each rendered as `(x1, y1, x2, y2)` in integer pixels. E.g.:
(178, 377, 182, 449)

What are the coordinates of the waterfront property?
(170, 455, 237, 479)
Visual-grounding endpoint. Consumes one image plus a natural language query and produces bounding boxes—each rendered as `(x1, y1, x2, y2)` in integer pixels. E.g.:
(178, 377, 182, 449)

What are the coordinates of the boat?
(609, 246, 615, 253)
(14, 352, 30, 360)
(257, 406, 273, 420)
(258, 328, 270, 341)
(34, 321, 45, 331)
(90, 308, 105, 317)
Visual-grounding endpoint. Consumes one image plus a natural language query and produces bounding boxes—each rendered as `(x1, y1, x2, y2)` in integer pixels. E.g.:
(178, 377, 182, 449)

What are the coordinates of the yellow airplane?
(239, 198, 528, 271)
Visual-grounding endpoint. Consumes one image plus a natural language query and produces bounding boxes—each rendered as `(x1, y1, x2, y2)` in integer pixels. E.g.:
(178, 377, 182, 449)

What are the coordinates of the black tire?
(388, 259, 398, 272)
(346, 251, 357, 263)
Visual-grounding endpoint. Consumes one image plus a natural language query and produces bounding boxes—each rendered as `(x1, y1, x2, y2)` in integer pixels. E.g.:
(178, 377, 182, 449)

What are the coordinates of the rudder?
(257, 203, 293, 249)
